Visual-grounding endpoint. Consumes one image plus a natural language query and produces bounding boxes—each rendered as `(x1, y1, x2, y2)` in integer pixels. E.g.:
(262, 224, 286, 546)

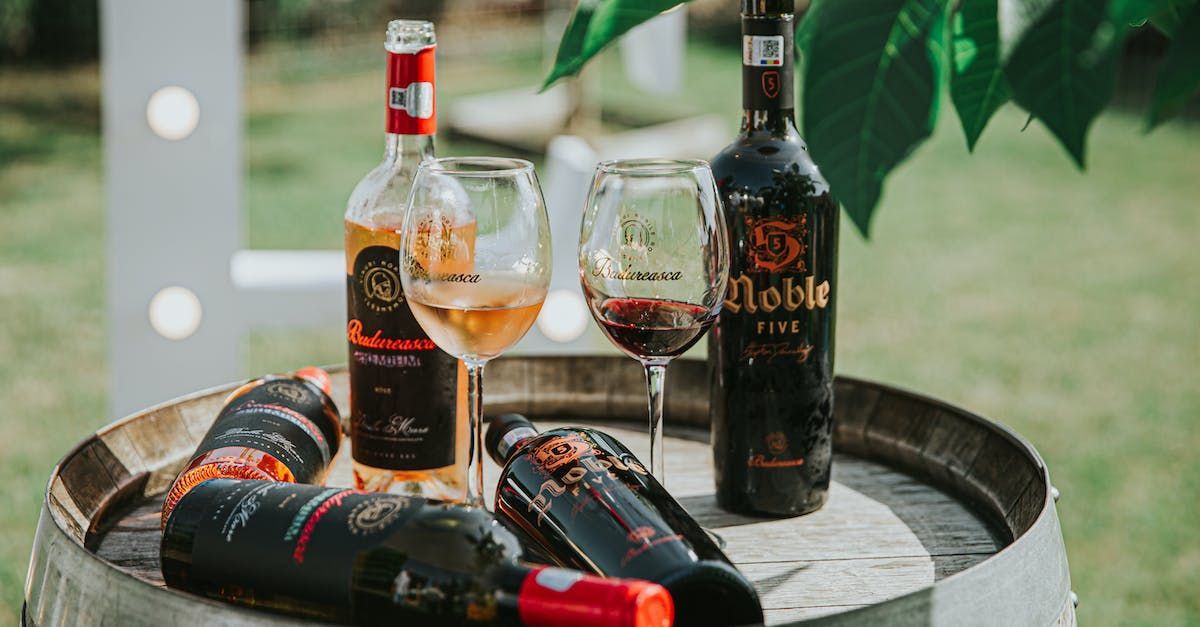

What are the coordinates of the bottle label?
(721, 183, 834, 368)
(182, 480, 420, 609)
(197, 380, 339, 482)
(743, 35, 784, 67)
(347, 244, 457, 470)
(386, 46, 436, 135)
(742, 17, 794, 110)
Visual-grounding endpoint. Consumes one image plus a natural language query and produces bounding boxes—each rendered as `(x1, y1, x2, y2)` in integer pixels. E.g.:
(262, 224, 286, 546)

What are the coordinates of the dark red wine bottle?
(161, 478, 674, 627)
(486, 414, 763, 627)
(709, 0, 839, 517)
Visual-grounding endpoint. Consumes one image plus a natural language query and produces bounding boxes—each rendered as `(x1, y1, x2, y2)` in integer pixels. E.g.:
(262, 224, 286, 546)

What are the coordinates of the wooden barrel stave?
(24, 355, 1073, 626)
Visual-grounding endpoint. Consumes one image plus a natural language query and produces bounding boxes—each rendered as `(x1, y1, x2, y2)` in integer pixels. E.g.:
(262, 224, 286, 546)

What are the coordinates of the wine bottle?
(160, 366, 341, 526)
(708, 0, 839, 518)
(161, 478, 674, 627)
(344, 19, 468, 499)
(486, 414, 763, 627)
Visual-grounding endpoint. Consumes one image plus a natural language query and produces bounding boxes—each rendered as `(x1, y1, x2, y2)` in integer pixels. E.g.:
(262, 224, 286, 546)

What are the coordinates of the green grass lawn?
(2, 37, 1199, 624)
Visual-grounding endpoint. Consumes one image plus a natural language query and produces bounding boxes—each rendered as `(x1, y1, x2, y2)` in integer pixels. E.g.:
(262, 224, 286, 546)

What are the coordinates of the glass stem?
(465, 359, 486, 508)
(644, 363, 668, 480)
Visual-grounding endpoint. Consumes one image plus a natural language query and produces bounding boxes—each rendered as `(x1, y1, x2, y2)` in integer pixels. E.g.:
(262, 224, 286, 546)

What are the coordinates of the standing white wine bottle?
(344, 19, 469, 500)
(709, 0, 840, 517)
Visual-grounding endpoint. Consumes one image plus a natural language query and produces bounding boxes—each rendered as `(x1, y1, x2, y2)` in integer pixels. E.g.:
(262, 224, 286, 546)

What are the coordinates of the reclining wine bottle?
(160, 366, 342, 526)
(486, 414, 764, 626)
(161, 478, 674, 626)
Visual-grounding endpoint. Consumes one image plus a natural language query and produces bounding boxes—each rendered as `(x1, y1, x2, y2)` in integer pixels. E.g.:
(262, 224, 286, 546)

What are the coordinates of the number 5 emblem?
(761, 71, 780, 99)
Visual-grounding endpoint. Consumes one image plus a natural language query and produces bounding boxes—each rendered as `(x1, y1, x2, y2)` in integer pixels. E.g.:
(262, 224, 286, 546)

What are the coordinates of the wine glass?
(578, 159, 729, 479)
(399, 157, 551, 507)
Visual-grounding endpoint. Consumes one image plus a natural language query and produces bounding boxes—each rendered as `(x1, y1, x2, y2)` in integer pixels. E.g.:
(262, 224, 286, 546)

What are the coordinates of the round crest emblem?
(348, 495, 410, 535)
(263, 381, 309, 405)
(532, 434, 592, 471)
(358, 258, 404, 313)
(627, 526, 657, 542)
(619, 213, 656, 263)
(765, 431, 789, 456)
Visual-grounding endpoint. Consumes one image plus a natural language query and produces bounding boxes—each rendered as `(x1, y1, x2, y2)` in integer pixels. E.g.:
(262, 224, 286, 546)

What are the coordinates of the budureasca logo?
(619, 213, 657, 264)
(746, 214, 807, 273)
(347, 495, 410, 535)
(263, 381, 310, 405)
(358, 258, 404, 313)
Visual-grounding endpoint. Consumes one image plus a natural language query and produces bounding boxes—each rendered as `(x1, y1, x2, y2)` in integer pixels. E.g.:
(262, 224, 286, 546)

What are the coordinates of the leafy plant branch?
(543, 0, 1200, 236)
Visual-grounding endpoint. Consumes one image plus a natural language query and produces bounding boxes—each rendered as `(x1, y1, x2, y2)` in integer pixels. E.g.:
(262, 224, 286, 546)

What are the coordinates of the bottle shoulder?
(376, 502, 523, 568)
(344, 160, 418, 225)
(712, 132, 831, 196)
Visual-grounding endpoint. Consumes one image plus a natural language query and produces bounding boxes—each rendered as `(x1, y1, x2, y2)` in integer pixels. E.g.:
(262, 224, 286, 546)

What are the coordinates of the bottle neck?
(383, 132, 435, 165)
(487, 415, 541, 465)
(496, 425, 539, 463)
(383, 42, 436, 161)
(740, 11, 795, 134)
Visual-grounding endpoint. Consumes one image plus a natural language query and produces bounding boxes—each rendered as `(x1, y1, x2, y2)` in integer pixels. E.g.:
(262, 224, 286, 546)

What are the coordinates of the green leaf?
(541, 0, 688, 90)
(1151, 0, 1196, 34)
(997, 0, 1058, 61)
(1004, 0, 1119, 168)
(951, 0, 1011, 150)
(802, 0, 951, 236)
(1108, 0, 1178, 25)
(1148, 3, 1200, 126)
(1088, 0, 1186, 58)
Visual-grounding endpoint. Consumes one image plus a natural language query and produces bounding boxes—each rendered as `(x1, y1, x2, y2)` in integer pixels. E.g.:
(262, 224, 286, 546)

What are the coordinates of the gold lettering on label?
(784, 277, 805, 310)
(759, 287, 781, 312)
(561, 466, 587, 485)
(526, 450, 650, 527)
(725, 273, 831, 314)
(724, 275, 758, 314)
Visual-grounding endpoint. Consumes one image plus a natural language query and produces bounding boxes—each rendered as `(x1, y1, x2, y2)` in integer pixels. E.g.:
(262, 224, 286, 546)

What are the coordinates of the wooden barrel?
(23, 356, 1075, 626)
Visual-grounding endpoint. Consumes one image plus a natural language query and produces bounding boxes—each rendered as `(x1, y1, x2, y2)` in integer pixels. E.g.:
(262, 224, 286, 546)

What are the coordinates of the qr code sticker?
(743, 35, 784, 66)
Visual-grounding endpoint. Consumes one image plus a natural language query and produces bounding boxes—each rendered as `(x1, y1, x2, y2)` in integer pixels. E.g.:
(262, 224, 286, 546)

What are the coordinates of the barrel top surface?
(90, 424, 1002, 624)
(27, 356, 1071, 626)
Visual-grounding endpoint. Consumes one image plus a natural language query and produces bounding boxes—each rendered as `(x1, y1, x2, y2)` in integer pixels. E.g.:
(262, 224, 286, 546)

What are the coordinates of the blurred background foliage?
(1, 0, 1198, 625)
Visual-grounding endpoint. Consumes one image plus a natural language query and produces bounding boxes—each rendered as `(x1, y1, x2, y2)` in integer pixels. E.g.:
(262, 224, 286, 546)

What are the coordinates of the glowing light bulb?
(148, 286, 203, 340)
(537, 289, 590, 343)
(146, 86, 200, 140)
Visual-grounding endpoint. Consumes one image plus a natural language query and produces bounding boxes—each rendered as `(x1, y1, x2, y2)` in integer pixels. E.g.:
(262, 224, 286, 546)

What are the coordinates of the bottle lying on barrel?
(160, 366, 341, 527)
(486, 414, 764, 627)
(161, 478, 674, 626)
(709, 0, 840, 517)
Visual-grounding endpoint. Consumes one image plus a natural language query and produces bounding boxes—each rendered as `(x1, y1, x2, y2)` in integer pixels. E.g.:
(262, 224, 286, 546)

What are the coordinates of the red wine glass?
(578, 159, 730, 479)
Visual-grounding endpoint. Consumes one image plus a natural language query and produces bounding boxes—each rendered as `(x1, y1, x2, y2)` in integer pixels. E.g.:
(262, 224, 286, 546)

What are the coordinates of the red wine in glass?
(593, 296, 715, 360)
(578, 159, 730, 480)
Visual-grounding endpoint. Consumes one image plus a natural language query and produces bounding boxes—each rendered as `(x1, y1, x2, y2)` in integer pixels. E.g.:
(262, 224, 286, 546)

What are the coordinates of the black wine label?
(720, 167, 834, 367)
(183, 480, 421, 609)
(347, 244, 457, 470)
(197, 380, 339, 482)
(742, 16, 794, 111)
